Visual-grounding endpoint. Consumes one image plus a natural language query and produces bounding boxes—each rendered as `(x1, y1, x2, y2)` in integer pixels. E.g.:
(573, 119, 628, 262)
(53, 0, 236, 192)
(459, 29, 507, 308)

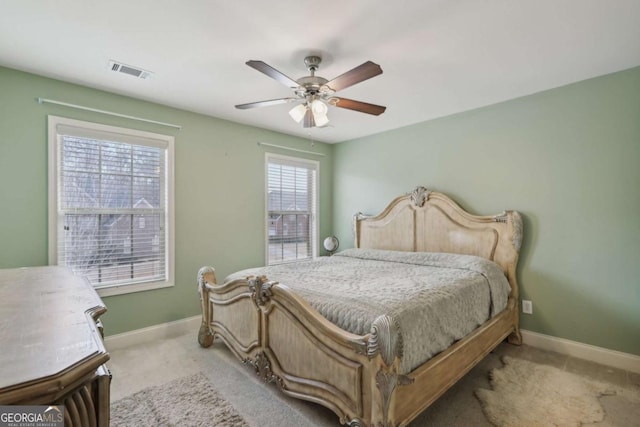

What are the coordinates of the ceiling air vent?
(108, 60, 153, 80)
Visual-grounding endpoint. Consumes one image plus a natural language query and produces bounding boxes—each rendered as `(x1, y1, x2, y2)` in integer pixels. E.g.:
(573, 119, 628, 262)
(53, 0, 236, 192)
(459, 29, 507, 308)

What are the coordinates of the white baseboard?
(521, 329, 640, 374)
(104, 315, 201, 352)
(103, 319, 639, 374)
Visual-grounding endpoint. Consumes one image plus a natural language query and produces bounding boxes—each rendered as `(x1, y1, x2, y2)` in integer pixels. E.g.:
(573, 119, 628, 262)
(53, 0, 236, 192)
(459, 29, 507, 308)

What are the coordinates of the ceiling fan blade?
(323, 61, 383, 93)
(235, 98, 298, 109)
(246, 60, 299, 88)
(303, 108, 315, 128)
(330, 97, 386, 115)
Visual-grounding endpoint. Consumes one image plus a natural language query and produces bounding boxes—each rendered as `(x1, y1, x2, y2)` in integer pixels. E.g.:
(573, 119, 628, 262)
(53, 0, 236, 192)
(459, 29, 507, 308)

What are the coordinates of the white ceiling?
(1, 1, 639, 144)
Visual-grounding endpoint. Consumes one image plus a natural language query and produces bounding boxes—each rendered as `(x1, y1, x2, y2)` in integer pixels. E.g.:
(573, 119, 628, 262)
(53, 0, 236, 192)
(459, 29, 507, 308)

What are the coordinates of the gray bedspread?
(225, 248, 511, 374)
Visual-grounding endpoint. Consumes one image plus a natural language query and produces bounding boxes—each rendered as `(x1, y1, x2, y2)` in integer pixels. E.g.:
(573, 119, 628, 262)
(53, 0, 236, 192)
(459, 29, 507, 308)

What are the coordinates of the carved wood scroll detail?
(248, 275, 276, 307)
(367, 315, 403, 366)
(197, 266, 216, 292)
(493, 210, 524, 251)
(410, 186, 431, 207)
(198, 321, 214, 348)
(243, 351, 285, 390)
(376, 369, 414, 427)
(492, 211, 508, 223)
(197, 266, 216, 348)
(511, 211, 523, 251)
(352, 339, 368, 356)
(353, 212, 372, 237)
(61, 382, 102, 427)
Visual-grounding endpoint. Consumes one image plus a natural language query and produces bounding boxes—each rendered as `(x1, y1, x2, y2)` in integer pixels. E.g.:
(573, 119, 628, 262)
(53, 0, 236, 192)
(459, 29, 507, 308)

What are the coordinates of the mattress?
(225, 248, 511, 374)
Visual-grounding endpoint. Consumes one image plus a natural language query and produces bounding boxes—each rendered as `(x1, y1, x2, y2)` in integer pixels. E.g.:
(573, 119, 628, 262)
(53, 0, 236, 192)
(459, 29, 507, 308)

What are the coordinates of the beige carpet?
(475, 356, 637, 427)
(110, 372, 249, 427)
(109, 336, 640, 427)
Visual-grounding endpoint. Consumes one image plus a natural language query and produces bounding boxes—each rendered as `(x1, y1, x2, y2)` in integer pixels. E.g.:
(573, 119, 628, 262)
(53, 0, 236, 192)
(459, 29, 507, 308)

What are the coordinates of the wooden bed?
(197, 186, 523, 426)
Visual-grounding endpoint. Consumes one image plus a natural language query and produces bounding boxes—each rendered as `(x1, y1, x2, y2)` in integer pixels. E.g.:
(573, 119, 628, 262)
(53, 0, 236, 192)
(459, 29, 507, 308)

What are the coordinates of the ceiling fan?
(235, 56, 386, 128)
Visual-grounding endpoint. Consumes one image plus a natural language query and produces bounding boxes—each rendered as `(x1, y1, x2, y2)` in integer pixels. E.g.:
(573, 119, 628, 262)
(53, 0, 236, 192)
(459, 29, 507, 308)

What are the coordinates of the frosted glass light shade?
(311, 100, 329, 127)
(311, 99, 328, 115)
(314, 113, 329, 127)
(289, 104, 307, 123)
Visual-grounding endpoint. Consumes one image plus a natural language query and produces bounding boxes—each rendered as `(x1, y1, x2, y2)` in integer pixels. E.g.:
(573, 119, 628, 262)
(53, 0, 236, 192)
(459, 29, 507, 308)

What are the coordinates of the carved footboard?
(197, 268, 416, 427)
(197, 187, 522, 426)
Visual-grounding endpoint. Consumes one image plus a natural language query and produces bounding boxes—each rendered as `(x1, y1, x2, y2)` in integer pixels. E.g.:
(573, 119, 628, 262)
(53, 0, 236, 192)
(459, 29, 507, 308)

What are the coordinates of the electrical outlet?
(522, 300, 533, 314)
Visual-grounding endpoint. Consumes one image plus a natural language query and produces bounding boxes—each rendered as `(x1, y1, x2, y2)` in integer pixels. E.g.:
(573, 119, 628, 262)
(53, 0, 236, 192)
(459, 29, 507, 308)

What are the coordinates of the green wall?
(333, 66, 640, 356)
(0, 66, 333, 336)
(2, 64, 638, 356)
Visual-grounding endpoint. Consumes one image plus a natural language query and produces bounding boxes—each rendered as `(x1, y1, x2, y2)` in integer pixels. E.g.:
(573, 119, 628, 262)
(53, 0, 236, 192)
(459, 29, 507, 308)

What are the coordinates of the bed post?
(367, 315, 414, 427)
(507, 211, 523, 346)
(197, 266, 216, 348)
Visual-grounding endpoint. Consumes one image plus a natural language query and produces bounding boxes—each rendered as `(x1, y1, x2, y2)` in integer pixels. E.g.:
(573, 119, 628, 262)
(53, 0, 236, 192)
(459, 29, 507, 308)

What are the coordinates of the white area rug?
(110, 372, 249, 427)
(474, 356, 636, 427)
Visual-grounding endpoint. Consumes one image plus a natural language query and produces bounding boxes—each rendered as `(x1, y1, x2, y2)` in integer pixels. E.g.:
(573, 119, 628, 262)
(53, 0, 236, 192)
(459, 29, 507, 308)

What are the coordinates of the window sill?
(95, 280, 174, 297)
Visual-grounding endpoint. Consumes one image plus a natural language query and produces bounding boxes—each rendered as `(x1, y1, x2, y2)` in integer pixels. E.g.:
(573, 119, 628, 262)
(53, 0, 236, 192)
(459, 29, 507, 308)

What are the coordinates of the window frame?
(48, 115, 175, 297)
(264, 152, 319, 265)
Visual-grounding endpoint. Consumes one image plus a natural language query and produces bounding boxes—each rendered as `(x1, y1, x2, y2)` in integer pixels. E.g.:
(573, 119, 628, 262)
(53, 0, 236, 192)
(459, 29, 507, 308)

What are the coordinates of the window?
(266, 154, 318, 264)
(48, 116, 174, 296)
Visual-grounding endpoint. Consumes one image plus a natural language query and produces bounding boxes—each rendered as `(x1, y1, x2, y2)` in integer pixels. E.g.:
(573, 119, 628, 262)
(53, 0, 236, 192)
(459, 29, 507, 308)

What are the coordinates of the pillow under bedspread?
(224, 248, 511, 374)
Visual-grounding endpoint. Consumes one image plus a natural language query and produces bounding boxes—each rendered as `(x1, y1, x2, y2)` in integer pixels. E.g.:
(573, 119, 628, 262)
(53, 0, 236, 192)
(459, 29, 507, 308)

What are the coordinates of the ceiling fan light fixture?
(311, 99, 329, 127)
(311, 99, 328, 115)
(313, 111, 329, 127)
(289, 104, 307, 123)
(238, 56, 385, 128)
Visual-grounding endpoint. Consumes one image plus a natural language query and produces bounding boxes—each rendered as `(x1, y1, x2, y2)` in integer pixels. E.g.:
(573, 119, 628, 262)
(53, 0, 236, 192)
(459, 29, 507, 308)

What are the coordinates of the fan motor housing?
(296, 76, 329, 95)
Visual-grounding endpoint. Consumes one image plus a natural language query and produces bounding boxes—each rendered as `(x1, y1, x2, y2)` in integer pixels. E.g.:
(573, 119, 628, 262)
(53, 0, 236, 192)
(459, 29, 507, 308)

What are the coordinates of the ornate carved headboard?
(354, 186, 523, 296)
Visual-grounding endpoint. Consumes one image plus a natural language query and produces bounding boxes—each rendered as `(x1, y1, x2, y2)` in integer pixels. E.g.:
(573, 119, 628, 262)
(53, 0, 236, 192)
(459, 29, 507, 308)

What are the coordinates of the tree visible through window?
(266, 154, 318, 264)
(49, 116, 174, 294)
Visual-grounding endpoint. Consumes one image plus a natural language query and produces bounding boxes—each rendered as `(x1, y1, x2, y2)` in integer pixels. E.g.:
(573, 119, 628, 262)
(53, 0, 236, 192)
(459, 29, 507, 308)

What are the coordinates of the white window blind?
(266, 154, 318, 264)
(49, 116, 174, 293)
